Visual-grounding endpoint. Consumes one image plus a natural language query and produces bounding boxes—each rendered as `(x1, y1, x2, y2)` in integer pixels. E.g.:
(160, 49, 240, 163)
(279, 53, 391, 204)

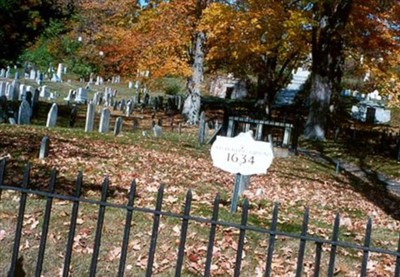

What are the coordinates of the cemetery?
(0, 64, 400, 276)
(1, 1, 400, 276)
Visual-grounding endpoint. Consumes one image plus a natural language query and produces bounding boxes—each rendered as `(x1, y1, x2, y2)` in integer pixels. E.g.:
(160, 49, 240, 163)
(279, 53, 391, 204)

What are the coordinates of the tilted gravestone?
(46, 103, 58, 128)
(39, 136, 50, 159)
(98, 108, 110, 133)
(17, 100, 31, 125)
(114, 117, 123, 136)
(85, 102, 95, 132)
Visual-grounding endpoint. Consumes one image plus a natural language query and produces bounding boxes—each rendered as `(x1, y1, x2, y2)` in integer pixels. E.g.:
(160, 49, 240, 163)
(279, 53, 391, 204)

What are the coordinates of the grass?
(1, 75, 400, 275)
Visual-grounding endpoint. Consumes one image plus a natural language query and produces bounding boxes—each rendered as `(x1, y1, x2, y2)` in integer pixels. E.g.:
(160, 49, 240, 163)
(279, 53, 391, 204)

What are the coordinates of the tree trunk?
(304, 74, 332, 140)
(304, 0, 353, 140)
(182, 31, 205, 124)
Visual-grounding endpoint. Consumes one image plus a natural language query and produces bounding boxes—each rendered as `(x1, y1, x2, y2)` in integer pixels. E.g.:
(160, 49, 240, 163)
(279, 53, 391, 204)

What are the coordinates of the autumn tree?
(0, 0, 73, 66)
(304, 0, 400, 140)
(200, 0, 310, 114)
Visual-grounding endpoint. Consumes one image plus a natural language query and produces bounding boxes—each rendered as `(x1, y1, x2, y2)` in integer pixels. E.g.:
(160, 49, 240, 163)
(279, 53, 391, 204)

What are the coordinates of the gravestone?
(39, 136, 50, 159)
(18, 100, 31, 125)
(114, 117, 123, 136)
(85, 102, 95, 132)
(75, 88, 87, 104)
(31, 89, 40, 117)
(153, 124, 162, 137)
(56, 63, 63, 82)
(69, 105, 78, 128)
(46, 103, 58, 128)
(198, 111, 206, 145)
(40, 86, 49, 98)
(0, 82, 6, 96)
(132, 118, 139, 131)
(0, 95, 8, 123)
(14, 71, 19, 80)
(64, 89, 75, 101)
(25, 91, 32, 107)
(98, 108, 110, 133)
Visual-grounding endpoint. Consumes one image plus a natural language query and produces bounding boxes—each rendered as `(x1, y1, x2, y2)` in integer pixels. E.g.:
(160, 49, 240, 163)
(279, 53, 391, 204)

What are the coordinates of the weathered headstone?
(132, 118, 139, 131)
(75, 88, 87, 104)
(46, 103, 58, 128)
(40, 85, 49, 98)
(39, 136, 50, 159)
(85, 102, 95, 132)
(0, 82, 6, 97)
(18, 100, 31, 125)
(198, 111, 206, 145)
(98, 108, 110, 133)
(31, 89, 40, 117)
(69, 105, 78, 128)
(114, 117, 123, 136)
(0, 95, 8, 123)
(153, 124, 162, 137)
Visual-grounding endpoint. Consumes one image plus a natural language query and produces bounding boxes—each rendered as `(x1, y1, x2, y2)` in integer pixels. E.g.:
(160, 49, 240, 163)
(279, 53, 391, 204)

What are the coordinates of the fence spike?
(265, 202, 279, 277)
(175, 189, 192, 277)
(204, 194, 220, 277)
(118, 180, 137, 277)
(90, 177, 110, 277)
(63, 171, 83, 277)
(394, 233, 400, 277)
(327, 213, 340, 276)
(360, 217, 372, 276)
(0, 158, 6, 200)
(146, 184, 164, 277)
(35, 169, 57, 277)
(8, 163, 30, 276)
(314, 242, 323, 277)
(295, 207, 309, 277)
(234, 198, 249, 277)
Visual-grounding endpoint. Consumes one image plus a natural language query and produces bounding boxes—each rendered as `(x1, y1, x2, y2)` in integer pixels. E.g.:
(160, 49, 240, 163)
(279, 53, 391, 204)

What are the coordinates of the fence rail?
(1, 159, 400, 276)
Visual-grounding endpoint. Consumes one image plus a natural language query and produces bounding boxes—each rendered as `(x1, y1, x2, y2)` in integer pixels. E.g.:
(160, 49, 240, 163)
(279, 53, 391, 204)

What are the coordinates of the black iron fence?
(1, 159, 400, 276)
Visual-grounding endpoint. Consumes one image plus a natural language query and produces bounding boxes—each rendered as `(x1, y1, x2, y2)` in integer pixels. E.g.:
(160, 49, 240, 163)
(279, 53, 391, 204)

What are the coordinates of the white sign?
(210, 132, 274, 175)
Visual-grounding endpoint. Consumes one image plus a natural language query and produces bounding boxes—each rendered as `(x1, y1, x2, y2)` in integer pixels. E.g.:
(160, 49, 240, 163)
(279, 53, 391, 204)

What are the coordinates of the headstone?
(114, 117, 123, 136)
(14, 71, 19, 80)
(153, 124, 162, 137)
(18, 100, 31, 125)
(39, 136, 50, 159)
(56, 63, 63, 82)
(85, 102, 95, 132)
(31, 89, 40, 117)
(69, 105, 78, 128)
(30, 69, 36, 80)
(198, 111, 206, 145)
(46, 103, 58, 128)
(366, 107, 376, 124)
(98, 108, 110, 133)
(24, 91, 32, 107)
(40, 86, 49, 98)
(75, 88, 87, 104)
(9, 118, 16, 125)
(132, 118, 139, 131)
(64, 89, 75, 101)
(0, 82, 6, 97)
(0, 95, 8, 123)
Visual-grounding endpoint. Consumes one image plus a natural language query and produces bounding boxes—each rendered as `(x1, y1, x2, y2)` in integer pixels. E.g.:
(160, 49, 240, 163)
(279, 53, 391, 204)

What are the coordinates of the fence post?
(233, 199, 249, 277)
(118, 180, 137, 277)
(9, 163, 30, 277)
(327, 213, 340, 276)
(204, 194, 220, 276)
(265, 203, 279, 277)
(295, 208, 309, 277)
(89, 177, 110, 277)
(146, 185, 164, 277)
(63, 172, 83, 277)
(175, 190, 192, 276)
(35, 169, 57, 277)
(0, 158, 5, 200)
(360, 218, 372, 276)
